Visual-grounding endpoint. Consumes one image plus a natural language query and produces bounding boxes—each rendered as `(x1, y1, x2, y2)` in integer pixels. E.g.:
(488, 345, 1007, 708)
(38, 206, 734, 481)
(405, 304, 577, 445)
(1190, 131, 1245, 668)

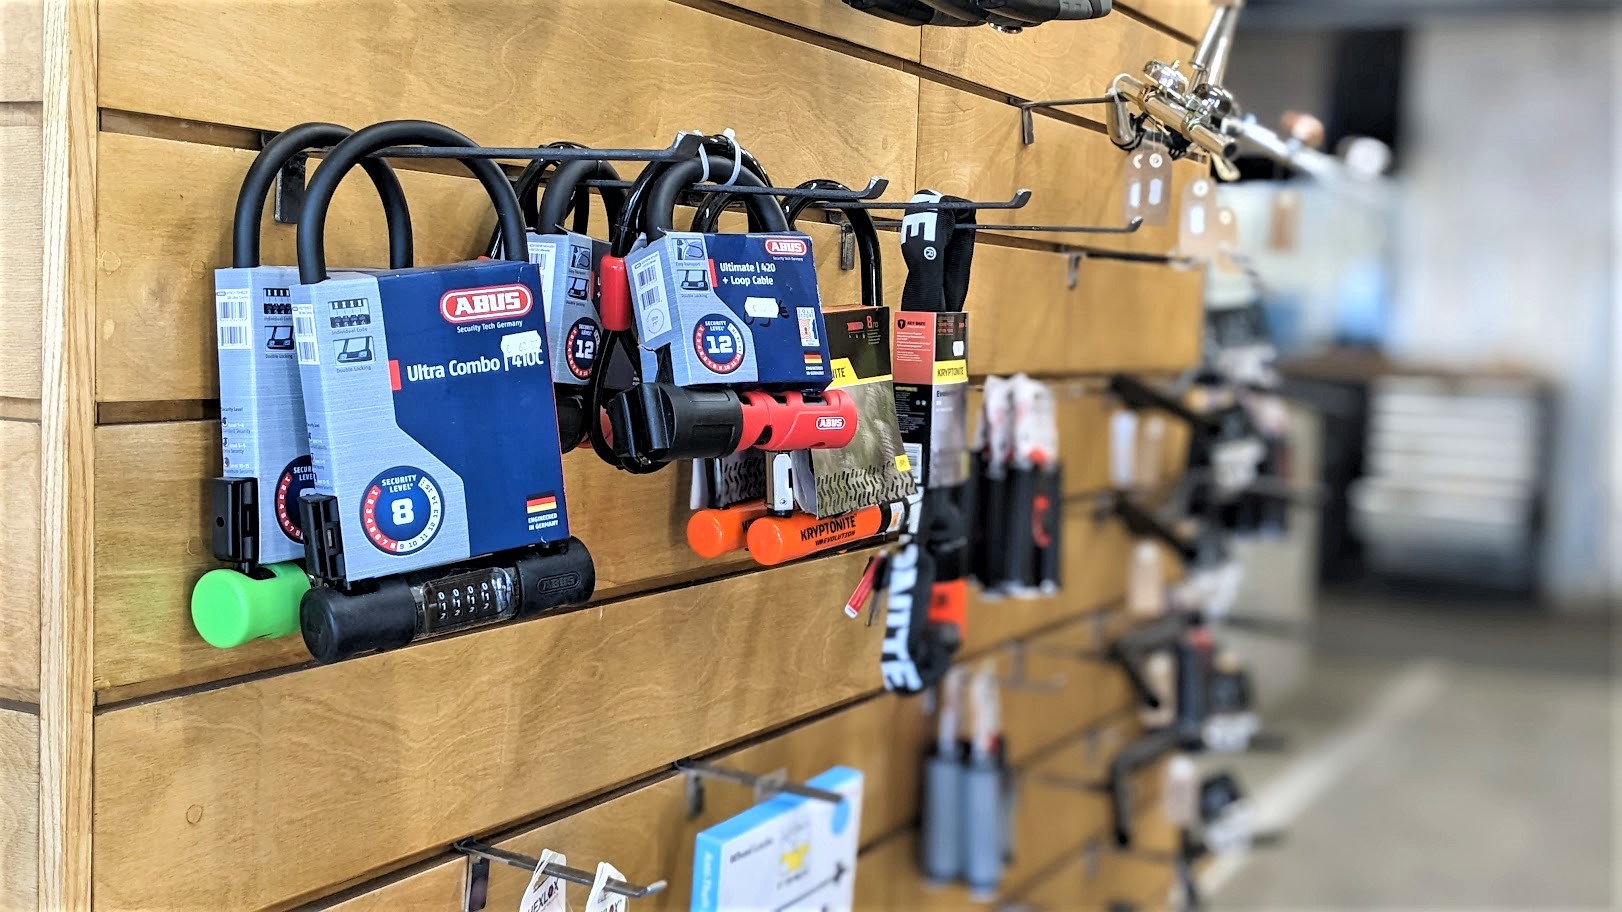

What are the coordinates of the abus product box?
(626, 232, 832, 389)
(292, 260, 570, 583)
(526, 230, 605, 388)
(894, 312, 970, 489)
(213, 266, 320, 564)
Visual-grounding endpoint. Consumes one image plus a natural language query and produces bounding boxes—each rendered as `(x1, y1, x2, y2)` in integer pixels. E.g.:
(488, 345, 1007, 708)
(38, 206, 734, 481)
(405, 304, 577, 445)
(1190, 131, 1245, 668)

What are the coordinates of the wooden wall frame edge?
(38, 0, 96, 908)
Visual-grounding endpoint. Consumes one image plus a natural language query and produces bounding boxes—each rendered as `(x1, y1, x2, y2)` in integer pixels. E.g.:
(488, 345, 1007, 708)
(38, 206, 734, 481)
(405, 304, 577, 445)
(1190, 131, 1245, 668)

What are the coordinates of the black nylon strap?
(899, 191, 977, 313)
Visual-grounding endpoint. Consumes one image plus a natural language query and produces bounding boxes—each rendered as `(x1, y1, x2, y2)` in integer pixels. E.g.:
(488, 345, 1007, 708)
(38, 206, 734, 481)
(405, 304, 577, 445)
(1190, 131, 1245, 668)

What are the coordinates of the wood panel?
(0, 0, 41, 102)
(0, 110, 42, 400)
(94, 132, 900, 405)
(966, 248, 1205, 378)
(92, 548, 885, 912)
(93, 386, 1150, 700)
(922, 7, 1189, 106)
(993, 621, 1131, 766)
(97, 0, 918, 197)
(1122, 0, 1211, 42)
(916, 82, 1199, 253)
(327, 692, 928, 911)
(0, 420, 39, 701)
(0, 708, 37, 912)
(704, 0, 922, 60)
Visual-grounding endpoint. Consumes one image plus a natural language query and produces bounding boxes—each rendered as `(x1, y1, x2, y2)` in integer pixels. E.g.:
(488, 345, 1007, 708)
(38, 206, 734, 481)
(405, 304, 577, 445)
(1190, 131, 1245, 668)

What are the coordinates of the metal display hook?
(1016, 95, 1119, 145)
(1002, 641, 1067, 693)
(453, 839, 668, 912)
(579, 174, 889, 202)
(676, 759, 846, 818)
(824, 188, 1033, 211)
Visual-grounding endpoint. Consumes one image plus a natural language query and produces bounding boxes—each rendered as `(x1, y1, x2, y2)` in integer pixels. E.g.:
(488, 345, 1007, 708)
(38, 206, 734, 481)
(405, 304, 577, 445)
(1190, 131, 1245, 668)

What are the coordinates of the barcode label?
(630, 256, 670, 339)
(292, 302, 320, 365)
(215, 288, 250, 350)
(217, 324, 247, 349)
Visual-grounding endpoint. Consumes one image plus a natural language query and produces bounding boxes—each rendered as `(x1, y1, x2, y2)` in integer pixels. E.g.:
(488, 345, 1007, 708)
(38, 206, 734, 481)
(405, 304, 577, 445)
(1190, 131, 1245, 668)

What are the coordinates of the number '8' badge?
(361, 466, 444, 555)
(693, 316, 745, 374)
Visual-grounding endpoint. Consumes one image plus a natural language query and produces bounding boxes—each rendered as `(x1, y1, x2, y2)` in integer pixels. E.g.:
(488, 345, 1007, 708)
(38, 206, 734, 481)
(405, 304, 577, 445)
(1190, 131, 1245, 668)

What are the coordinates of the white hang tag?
(1134, 414, 1166, 489)
(1178, 177, 1218, 259)
(982, 376, 1015, 475)
(583, 861, 628, 912)
(1139, 651, 1176, 729)
(1109, 409, 1139, 490)
(1124, 142, 1172, 227)
(519, 850, 570, 912)
(1161, 756, 1199, 827)
(1127, 541, 1164, 617)
(1010, 374, 1058, 468)
(1215, 205, 1240, 252)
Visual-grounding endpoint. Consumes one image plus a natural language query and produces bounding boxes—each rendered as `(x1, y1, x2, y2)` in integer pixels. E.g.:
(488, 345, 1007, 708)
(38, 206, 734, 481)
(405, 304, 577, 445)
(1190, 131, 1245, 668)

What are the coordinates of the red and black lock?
(686, 180, 916, 567)
(586, 137, 856, 474)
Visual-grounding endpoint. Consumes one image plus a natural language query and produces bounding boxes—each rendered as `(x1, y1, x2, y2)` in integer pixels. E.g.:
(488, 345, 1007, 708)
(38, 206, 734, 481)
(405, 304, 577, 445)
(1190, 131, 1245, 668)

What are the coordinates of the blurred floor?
(1206, 589, 1614, 910)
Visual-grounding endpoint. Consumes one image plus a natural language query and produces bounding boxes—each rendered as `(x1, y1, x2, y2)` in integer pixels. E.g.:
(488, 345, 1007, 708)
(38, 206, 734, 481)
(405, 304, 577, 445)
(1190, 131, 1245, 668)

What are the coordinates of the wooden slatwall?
(4, 0, 1212, 908)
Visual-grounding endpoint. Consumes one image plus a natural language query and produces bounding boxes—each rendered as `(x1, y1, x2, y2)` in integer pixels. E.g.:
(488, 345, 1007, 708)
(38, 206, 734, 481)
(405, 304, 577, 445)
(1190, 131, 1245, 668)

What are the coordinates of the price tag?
(519, 850, 570, 912)
(1128, 541, 1164, 617)
(1124, 141, 1173, 227)
(1134, 414, 1166, 489)
(1108, 409, 1139, 490)
(583, 861, 628, 912)
(1178, 177, 1218, 259)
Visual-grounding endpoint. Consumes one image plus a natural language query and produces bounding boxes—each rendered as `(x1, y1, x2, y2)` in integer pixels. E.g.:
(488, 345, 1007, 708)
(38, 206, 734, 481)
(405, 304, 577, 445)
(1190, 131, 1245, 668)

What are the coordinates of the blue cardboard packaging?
(292, 259, 570, 583)
(625, 231, 832, 389)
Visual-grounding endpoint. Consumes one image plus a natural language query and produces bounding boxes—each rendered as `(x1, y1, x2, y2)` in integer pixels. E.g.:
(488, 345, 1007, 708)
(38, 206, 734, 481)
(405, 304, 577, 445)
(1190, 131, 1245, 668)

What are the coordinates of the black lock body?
(300, 538, 596, 664)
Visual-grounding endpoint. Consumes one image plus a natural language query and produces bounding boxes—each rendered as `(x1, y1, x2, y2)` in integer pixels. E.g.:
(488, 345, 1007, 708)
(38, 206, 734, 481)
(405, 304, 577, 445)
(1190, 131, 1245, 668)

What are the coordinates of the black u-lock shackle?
(298, 120, 529, 285)
(785, 179, 884, 311)
(535, 158, 631, 240)
(233, 122, 414, 270)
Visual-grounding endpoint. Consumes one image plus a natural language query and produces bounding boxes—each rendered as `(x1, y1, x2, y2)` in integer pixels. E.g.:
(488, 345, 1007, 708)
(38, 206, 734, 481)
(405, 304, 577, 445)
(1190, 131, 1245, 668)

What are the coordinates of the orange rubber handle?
(687, 501, 771, 559)
(746, 504, 884, 567)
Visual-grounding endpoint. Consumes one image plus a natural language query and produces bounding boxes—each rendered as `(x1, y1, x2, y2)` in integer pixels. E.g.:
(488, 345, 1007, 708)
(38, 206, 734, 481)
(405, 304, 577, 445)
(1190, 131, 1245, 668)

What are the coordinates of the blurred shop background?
(1197, 0, 1616, 906)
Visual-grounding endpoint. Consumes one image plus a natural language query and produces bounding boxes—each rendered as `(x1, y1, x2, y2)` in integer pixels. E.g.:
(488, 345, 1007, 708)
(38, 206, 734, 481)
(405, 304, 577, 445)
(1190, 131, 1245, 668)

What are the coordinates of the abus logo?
(439, 284, 533, 324)
(764, 238, 808, 257)
(816, 416, 846, 431)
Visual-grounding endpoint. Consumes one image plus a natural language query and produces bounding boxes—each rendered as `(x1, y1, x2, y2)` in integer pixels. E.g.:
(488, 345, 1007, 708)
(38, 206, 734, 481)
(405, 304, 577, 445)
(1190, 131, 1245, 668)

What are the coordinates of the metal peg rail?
(453, 839, 667, 910)
(676, 759, 846, 806)
(360, 133, 704, 162)
(1017, 95, 1119, 145)
(580, 175, 889, 202)
(825, 188, 1033, 211)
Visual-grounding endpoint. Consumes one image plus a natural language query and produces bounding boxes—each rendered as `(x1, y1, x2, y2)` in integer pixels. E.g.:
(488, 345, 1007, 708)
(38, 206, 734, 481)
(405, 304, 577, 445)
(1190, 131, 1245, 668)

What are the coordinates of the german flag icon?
(526, 493, 559, 515)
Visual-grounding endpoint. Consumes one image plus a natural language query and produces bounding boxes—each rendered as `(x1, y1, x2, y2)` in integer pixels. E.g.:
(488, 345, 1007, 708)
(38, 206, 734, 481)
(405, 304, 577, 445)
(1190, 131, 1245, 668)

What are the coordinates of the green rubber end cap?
(190, 562, 309, 649)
